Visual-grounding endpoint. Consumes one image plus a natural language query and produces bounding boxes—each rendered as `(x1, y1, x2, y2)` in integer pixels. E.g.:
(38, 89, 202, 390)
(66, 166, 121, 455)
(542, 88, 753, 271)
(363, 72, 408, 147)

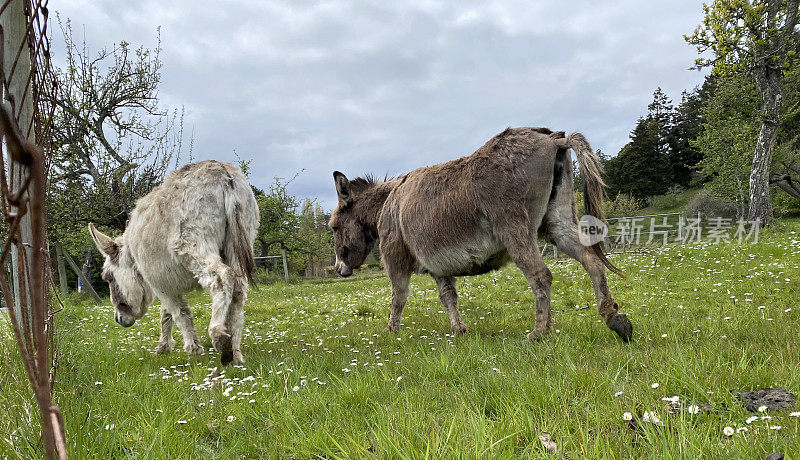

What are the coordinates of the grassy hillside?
(638, 187, 703, 215)
(2, 219, 799, 458)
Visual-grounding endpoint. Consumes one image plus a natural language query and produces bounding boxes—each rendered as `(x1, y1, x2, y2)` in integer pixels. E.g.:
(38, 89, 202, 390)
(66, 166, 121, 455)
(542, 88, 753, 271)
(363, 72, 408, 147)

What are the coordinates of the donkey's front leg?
(434, 276, 467, 334)
(387, 272, 411, 332)
(380, 236, 414, 333)
(155, 308, 175, 354)
(160, 295, 204, 356)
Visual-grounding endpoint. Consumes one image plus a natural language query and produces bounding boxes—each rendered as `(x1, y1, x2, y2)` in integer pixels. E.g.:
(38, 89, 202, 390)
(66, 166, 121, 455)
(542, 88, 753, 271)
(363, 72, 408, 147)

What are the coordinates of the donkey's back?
(92, 160, 260, 365)
(382, 127, 562, 277)
(127, 161, 258, 294)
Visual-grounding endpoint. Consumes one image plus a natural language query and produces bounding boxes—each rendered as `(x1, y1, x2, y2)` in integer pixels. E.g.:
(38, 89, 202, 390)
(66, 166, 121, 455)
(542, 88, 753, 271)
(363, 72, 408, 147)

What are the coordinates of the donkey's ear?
(333, 171, 352, 204)
(88, 223, 120, 262)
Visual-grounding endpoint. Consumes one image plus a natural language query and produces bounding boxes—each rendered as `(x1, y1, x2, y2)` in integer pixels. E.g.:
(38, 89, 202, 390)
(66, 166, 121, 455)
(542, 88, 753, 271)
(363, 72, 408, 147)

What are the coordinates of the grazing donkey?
(89, 160, 259, 365)
(329, 127, 632, 342)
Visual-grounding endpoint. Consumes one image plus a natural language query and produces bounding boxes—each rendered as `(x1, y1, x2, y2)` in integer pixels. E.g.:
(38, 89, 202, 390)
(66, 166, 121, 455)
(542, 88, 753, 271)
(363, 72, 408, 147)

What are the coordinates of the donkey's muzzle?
(115, 310, 135, 328)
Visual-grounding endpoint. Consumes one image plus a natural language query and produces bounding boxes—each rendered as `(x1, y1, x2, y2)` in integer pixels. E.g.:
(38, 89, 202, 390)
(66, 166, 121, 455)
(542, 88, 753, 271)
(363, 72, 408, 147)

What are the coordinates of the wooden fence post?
(61, 250, 101, 303)
(281, 248, 289, 283)
(55, 245, 68, 298)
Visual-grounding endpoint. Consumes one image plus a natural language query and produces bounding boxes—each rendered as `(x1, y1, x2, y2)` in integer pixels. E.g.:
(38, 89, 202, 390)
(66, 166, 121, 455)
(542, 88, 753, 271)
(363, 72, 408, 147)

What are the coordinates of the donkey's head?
(88, 223, 154, 327)
(329, 171, 379, 277)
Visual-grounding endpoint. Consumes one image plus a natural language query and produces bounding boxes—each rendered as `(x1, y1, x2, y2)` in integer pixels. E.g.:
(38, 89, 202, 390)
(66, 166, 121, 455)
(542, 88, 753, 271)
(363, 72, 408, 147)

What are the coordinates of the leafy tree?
(48, 21, 186, 286)
(694, 67, 800, 215)
(648, 87, 674, 159)
(771, 67, 800, 203)
(604, 89, 674, 199)
(298, 199, 333, 277)
(694, 73, 761, 216)
(686, 0, 800, 224)
(667, 79, 716, 186)
(253, 176, 333, 276)
(253, 176, 303, 257)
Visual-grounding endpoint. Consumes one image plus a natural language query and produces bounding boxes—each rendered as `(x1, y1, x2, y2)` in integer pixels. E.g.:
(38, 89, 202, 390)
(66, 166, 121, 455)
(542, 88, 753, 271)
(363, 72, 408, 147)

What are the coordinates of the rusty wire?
(1, 0, 66, 458)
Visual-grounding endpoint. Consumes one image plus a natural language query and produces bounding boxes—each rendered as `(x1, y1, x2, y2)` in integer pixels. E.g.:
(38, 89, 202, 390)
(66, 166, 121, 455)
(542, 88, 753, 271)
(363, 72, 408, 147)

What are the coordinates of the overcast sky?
(54, 0, 708, 210)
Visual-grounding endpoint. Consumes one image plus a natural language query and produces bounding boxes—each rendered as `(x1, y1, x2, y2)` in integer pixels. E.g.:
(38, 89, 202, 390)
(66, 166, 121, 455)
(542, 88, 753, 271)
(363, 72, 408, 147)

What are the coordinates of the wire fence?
(605, 211, 686, 251)
(0, 0, 65, 458)
(540, 209, 762, 260)
(540, 212, 687, 258)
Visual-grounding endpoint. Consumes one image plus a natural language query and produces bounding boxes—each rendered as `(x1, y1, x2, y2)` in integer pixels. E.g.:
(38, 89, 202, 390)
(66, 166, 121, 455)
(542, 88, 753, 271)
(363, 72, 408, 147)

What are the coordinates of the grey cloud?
(53, 0, 708, 210)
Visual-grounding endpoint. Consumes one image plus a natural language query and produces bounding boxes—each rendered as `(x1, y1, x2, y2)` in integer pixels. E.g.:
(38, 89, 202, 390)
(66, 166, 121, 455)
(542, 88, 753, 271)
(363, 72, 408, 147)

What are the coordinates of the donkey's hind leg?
(226, 278, 247, 365)
(434, 276, 467, 334)
(495, 221, 553, 341)
(547, 220, 632, 342)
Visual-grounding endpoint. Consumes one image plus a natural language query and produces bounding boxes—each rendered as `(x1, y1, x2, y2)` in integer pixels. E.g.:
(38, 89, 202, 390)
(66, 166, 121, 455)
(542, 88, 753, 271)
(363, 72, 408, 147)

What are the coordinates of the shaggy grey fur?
(89, 160, 259, 365)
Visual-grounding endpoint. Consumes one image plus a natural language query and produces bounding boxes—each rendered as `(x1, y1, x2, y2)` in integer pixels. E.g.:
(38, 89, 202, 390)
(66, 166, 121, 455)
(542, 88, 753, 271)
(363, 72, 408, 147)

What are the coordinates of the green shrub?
(603, 193, 645, 218)
(685, 190, 738, 219)
(772, 187, 800, 217)
(574, 190, 585, 216)
(649, 185, 686, 210)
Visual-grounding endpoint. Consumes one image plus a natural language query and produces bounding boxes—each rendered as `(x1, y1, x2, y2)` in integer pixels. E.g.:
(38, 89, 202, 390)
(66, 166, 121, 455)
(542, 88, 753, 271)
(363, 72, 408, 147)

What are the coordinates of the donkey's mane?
(350, 173, 402, 193)
(350, 174, 380, 189)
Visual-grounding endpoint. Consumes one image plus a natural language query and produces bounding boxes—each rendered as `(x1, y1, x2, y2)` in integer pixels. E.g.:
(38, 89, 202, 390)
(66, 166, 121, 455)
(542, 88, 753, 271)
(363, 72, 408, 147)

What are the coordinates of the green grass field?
(2, 219, 799, 458)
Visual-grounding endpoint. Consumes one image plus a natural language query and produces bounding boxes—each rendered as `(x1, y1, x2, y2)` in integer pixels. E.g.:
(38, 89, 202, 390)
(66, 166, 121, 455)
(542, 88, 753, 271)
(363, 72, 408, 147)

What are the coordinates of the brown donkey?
(329, 127, 631, 342)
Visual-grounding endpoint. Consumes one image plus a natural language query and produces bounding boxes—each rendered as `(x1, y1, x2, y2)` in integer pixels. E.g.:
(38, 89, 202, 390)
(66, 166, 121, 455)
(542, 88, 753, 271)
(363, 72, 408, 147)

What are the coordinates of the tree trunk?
(735, 175, 745, 219)
(747, 65, 782, 226)
(771, 175, 800, 201)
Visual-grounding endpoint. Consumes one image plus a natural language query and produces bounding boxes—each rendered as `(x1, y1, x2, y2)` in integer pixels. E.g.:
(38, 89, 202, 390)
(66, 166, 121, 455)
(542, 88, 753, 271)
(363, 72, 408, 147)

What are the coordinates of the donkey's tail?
(224, 188, 256, 285)
(566, 132, 624, 276)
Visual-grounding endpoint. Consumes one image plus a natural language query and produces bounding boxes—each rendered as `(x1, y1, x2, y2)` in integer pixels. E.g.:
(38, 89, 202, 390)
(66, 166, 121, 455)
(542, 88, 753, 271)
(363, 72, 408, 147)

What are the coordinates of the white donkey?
(89, 160, 259, 365)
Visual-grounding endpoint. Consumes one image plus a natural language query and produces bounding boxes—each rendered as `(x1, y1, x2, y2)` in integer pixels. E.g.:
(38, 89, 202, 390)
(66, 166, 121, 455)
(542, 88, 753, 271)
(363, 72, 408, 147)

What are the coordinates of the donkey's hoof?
(214, 334, 233, 365)
(232, 351, 245, 365)
(527, 329, 550, 342)
(155, 342, 173, 354)
(184, 340, 205, 356)
(385, 323, 400, 333)
(609, 314, 633, 342)
(451, 323, 468, 335)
